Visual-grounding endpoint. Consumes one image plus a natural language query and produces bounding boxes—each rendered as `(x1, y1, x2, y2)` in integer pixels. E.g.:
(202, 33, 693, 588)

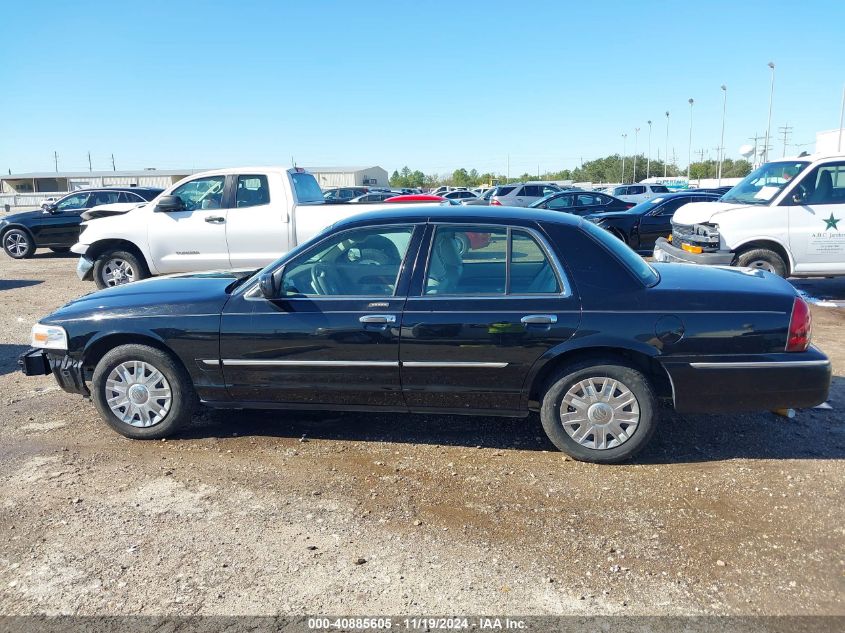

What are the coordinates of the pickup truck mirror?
(258, 272, 278, 299)
(155, 195, 185, 212)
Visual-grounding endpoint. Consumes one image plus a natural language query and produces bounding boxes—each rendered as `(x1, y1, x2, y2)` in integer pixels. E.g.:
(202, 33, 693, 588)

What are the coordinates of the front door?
(146, 174, 231, 273)
(218, 224, 422, 407)
(400, 224, 581, 412)
(636, 196, 692, 250)
(787, 161, 845, 274)
(35, 192, 90, 246)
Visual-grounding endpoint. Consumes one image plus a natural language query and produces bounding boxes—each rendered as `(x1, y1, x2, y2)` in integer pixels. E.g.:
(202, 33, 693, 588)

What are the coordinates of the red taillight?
(490, 199, 502, 206)
(786, 297, 812, 352)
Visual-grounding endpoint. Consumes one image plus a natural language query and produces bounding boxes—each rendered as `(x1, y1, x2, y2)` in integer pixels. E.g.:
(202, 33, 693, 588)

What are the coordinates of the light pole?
(621, 133, 627, 183)
(687, 98, 694, 182)
(664, 111, 670, 177)
(647, 120, 652, 179)
(838, 83, 844, 152)
(763, 62, 775, 163)
(718, 84, 727, 185)
(632, 128, 640, 182)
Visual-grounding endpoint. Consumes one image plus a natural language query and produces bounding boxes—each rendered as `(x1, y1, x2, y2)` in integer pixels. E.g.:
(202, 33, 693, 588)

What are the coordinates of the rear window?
(291, 171, 324, 203)
(650, 185, 670, 193)
(495, 186, 516, 196)
(581, 219, 659, 287)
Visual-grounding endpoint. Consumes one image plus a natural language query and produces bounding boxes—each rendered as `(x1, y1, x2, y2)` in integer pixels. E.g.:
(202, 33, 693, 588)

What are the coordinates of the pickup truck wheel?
(94, 249, 149, 289)
(3, 228, 35, 259)
(735, 248, 787, 277)
(92, 344, 197, 439)
(540, 359, 658, 464)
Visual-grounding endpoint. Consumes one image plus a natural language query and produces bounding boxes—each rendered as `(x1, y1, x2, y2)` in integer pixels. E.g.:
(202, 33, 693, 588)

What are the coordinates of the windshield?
(721, 161, 809, 205)
(627, 197, 664, 214)
(581, 219, 660, 287)
(291, 171, 324, 203)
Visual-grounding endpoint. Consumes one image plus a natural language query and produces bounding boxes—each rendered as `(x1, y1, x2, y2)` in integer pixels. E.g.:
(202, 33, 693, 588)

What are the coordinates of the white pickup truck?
(654, 153, 845, 277)
(73, 166, 420, 288)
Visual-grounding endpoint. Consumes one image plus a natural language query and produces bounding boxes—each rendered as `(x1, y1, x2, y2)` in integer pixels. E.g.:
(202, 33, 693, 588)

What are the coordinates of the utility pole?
(111, 154, 116, 171)
(778, 123, 793, 157)
(687, 98, 694, 181)
(664, 111, 670, 177)
(632, 128, 640, 183)
(53, 151, 58, 173)
(621, 133, 627, 184)
(764, 62, 775, 163)
(646, 120, 652, 179)
(748, 133, 763, 168)
(87, 152, 92, 172)
(718, 84, 727, 186)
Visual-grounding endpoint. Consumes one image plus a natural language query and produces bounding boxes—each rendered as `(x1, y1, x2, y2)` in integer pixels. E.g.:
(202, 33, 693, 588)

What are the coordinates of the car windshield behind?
(721, 161, 809, 205)
(581, 219, 660, 287)
(626, 197, 664, 214)
(291, 171, 324, 203)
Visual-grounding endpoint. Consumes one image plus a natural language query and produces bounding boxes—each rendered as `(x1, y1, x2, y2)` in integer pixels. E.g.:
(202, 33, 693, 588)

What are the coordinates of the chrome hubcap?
(5, 232, 28, 256)
(102, 259, 135, 286)
(746, 260, 776, 273)
(105, 361, 172, 427)
(560, 377, 640, 450)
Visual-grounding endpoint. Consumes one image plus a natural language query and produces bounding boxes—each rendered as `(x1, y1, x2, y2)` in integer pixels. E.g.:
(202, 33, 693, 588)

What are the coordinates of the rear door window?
(236, 175, 270, 208)
(89, 191, 121, 206)
(495, 186, 516, 197)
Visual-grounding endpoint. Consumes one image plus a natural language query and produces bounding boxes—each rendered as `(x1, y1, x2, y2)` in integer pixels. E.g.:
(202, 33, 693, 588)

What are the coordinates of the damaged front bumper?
(76, 255, 94, 281)
(18, 348, 90, 397)
(653, 237, 734, 266)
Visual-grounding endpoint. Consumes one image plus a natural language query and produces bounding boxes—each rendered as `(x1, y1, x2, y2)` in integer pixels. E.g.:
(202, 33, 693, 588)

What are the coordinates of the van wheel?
(92, 344, 197, 439)
(93, 249, 149, 289)
(540, 359, 658, 464)
(735, 248, 787, 277)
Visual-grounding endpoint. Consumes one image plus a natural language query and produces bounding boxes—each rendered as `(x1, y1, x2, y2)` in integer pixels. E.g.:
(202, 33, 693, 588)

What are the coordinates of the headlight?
(31, 324, 68, 350)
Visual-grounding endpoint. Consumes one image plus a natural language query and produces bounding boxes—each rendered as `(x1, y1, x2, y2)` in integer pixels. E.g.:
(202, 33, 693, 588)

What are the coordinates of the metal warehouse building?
(307, 166, 389, 189)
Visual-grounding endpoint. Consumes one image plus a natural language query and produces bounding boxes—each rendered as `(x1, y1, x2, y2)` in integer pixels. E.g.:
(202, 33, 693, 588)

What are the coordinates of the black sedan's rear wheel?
(92, 344, 197, 439)
(540, 359, 657, 463)
(3, 229, 35, 259)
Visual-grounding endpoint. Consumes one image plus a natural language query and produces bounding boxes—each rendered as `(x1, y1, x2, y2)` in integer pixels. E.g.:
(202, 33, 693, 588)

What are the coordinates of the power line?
(778, 124, 793, 158)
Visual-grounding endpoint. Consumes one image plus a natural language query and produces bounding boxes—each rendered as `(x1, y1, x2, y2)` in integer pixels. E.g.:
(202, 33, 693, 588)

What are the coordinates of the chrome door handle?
(521, 314, 557, 325)
(359, 314, 396, 324)
(205, 216, 225, 223)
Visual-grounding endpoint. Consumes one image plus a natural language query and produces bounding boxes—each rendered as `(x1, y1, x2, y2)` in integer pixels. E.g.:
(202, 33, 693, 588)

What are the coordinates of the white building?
(307, 166, 389, 189)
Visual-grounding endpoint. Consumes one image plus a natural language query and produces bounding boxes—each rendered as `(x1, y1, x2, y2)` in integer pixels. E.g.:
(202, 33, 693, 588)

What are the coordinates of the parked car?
(585, 192, 720, 253)
(72, 168, 443, 289)
(39, 196, 60, 209)
(442, 190, 478, 201)
(654, 154, 845, 277)
(1, 188, 162, 259)
(529, 191, 634, 215)
(490, 182, 562, 207)
(610, 184, 671, 204)
(349, 192, 395, 203)
(21, 205, 830, 464)
(323, 187, 370, 203)
(461, 187, 499, 206)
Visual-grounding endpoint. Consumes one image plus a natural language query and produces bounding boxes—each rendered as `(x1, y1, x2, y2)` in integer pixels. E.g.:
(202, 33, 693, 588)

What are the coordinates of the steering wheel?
(310, 263, 343, 295)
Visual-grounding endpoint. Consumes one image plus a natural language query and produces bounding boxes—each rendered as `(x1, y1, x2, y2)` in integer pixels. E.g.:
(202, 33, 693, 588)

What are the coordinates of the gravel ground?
(0, 252, 843, 616)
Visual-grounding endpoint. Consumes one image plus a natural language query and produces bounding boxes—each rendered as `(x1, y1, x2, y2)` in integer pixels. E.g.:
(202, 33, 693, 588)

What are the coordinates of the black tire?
(93, 249, 150, 289)
(540, 358, 658, 464)
(92, 344, 197, 439)
(454, 233, 471, 256)
(735, 248, 787, 277)
(609, 228, 628, 244)
(49, 247, 71, 253)
(2, 228, 35, 259)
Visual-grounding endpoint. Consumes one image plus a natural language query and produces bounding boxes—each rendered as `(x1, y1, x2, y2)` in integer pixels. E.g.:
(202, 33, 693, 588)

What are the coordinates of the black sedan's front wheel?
(540, 359, 658, 463)
(3, 229, 35, 259)
(92, 344, 197, 439)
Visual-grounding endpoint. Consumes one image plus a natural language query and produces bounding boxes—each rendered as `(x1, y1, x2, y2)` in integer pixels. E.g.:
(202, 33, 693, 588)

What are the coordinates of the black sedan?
(1, 188, 162, 259)
(529, 190, 633, 215)
(19, 206, 830, 463)
(585, 191, 721, 254)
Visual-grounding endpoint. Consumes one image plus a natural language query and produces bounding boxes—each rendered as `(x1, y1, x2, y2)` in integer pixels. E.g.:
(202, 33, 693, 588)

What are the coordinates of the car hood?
(671, 201, 752, 225)
(584, 210, 636, 221)
(1, 209, 53, 223)
(81, 202, 145, 221)
(43, 270, 252, 323)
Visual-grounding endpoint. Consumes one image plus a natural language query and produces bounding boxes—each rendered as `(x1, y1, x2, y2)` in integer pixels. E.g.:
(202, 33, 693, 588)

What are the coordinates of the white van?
(654, 153, 845, 277)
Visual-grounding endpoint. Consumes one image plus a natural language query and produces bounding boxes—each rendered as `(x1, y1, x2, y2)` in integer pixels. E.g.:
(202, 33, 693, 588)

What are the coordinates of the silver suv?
(490, 182, 562, 207)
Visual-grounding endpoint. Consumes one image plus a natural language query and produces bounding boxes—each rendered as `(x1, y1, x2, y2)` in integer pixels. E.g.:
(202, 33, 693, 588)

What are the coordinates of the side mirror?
(155, 195, 185, 212)
(44, 204, 58, 214)
(258, 272, 278, 299)
(790, 191, 807, 205)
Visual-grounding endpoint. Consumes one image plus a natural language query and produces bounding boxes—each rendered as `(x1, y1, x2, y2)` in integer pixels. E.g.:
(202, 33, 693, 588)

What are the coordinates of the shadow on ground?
(175, 376, 844, 464)
(0, 279, 43, 291)
(0, 344, 31, 376)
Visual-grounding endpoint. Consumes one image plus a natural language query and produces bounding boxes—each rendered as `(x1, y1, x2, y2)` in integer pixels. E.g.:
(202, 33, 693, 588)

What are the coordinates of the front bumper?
(653, 237, 734, 266)
(661, 347, 831, 414)
(18, 348, 90, 397)
(76, 255, 94, 281)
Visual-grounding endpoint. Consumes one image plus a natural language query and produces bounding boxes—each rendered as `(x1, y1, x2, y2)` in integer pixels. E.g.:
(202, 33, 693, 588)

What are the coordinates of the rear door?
(787, 161, 845, 273)
(399, 223, 580, 412)
(146, 175, 231, 273)
(224, 173, 288, 269)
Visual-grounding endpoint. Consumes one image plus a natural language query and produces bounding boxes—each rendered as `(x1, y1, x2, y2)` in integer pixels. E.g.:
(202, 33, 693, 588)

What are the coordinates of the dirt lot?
(0, 252, 843, 617)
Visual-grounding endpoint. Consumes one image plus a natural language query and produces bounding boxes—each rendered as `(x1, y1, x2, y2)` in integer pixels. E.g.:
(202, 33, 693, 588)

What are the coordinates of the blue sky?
(2, 0, 843, 177)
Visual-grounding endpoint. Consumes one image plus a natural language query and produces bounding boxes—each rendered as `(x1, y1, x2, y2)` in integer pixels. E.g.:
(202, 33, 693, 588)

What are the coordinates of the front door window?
(171, 176, 226, 210)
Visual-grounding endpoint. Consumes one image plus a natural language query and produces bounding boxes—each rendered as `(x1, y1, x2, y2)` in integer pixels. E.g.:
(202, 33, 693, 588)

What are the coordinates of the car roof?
(64, 187, 163, 193)
(332, 204, 584, 230)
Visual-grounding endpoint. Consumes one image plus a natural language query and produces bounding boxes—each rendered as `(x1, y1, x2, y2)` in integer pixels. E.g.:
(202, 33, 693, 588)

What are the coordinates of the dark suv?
(1, 188, 162, 259)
